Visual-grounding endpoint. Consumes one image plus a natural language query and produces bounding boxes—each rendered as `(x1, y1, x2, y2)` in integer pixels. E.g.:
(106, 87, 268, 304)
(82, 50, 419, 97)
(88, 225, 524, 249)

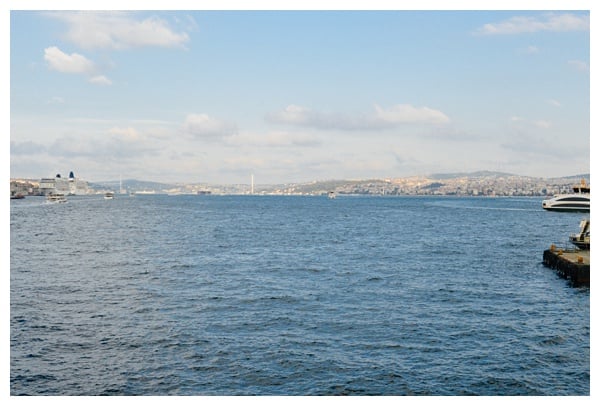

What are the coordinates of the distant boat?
(10, 194, 25, 199)
(46, 193, 67, 203)
(569, 219, 590, 250)
(328, 191, 336, 199)
(104, 192, 115, 200)
(542, 179, 590, 212)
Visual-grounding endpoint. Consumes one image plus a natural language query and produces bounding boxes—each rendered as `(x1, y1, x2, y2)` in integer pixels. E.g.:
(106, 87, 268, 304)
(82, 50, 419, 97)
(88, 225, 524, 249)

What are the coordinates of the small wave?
(472, 376, 545, 395)
(539, 335, 566, 346)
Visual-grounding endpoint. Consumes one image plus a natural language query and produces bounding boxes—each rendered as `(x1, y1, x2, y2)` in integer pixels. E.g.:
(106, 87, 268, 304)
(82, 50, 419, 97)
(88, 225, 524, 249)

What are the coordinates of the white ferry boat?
(46, 193, 67, 204)
(542, 179, 590, 212)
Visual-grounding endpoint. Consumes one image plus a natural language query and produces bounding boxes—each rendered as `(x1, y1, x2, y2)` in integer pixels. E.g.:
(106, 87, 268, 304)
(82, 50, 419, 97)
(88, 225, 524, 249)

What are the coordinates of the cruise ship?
(542, 179, 590, 212)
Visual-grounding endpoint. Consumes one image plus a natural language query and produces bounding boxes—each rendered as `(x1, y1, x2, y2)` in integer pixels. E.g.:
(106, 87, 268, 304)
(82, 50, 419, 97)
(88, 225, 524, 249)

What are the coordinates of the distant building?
(10, 180, 39, 197)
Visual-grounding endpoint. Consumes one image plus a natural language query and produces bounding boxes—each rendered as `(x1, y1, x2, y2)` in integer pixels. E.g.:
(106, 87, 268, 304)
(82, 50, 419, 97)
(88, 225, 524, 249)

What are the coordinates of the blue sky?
(7, 3, 592, 184)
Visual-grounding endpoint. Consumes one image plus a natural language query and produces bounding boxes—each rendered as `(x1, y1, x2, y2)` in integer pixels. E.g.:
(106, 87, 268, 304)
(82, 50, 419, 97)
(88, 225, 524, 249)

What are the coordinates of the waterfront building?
(10, 180, 39, 197)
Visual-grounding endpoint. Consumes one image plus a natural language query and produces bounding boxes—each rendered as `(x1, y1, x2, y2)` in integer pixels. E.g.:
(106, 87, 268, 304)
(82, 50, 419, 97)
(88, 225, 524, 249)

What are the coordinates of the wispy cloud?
(48, 11, 191, 50)
(89, 75, 112, 86)
(509, 116, 552, 129)
(519, 45, 539, 54)
(225, 131, 321, 148)
(474, 13, 589, 35)
(47, 96, 65, 104)
(374, 104, 450, 125)
(183, 114, 237, 139)
(49, 129, 159, 159)
(108, 126, 142, 141)
(10, 141, 48, 155)
(266, 104, 450, 131)
(568, 59, 589, 72)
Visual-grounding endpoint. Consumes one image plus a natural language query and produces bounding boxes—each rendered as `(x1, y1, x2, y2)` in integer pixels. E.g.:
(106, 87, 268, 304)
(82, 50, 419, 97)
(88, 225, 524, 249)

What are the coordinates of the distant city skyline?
(7, 3, 592, 184)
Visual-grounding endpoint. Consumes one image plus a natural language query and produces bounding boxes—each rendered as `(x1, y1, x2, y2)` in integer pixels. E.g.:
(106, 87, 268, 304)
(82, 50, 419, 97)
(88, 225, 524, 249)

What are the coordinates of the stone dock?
(543, 246, 590, 286)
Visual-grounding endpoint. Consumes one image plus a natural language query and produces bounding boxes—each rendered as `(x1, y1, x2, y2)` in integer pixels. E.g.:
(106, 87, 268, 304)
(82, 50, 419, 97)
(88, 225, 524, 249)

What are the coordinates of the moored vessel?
(569, 219, 590, 250)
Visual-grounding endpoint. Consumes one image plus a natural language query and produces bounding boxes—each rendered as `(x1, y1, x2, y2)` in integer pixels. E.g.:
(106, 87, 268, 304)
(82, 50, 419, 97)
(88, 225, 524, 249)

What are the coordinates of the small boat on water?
(569, 219, 590, 250)
(104, 192, 115, 200)
(542, 179, 590, 212)
(10, 194, 25, 199)
(328, 191, 336, 199)
(46, 193, 67, 203)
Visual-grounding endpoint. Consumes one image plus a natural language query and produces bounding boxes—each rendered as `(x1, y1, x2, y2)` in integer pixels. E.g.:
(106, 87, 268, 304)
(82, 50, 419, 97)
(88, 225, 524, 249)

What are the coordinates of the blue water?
(10, 195, 589, 395)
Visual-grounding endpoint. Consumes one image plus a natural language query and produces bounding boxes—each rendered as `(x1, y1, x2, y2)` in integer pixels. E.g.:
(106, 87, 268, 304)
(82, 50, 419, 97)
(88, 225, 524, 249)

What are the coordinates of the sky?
(6, 2, 593, 185)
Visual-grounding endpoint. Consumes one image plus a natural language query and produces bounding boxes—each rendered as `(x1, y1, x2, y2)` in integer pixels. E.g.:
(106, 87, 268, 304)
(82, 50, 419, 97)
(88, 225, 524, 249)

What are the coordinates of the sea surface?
(10, 194, 590, 395)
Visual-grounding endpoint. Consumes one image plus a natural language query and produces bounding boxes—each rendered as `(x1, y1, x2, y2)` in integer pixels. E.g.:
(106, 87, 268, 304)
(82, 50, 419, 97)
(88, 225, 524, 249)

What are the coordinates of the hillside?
(85, 171, 590, 196)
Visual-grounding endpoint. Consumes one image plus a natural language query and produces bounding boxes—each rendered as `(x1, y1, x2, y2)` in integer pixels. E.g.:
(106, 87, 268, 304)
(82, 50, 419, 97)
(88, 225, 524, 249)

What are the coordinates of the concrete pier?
(543, 246, 590, 286)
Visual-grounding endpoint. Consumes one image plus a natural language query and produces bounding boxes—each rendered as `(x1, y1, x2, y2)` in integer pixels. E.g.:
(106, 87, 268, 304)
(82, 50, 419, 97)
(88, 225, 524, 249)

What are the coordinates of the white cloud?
(268, 105, 313, 126)
(11, 141, 48, 155)
(546, 99, 561, 107)
(225, 131, 321, 148)
(475, 13, 589, 35)
(44, 47, 114, 86)
(568, 60, 589, 72)
(266, 104, 450, 131)
(222, 156, 271, 171)
(183, 114, 237, 138)
(49, 11, 190, 50)
(266, 104, 362, 129)
(508, 116, 552, 129)
(374, 104, 450, 125)
(44, 46, 95, 74)
(49, 128, 159, 159)
(89, 75, 113, 86)
(109, 127, 141, 141)
(519, 45, 539, 54)
(41, 12, 191, 87)
(47, 96, 65, 104)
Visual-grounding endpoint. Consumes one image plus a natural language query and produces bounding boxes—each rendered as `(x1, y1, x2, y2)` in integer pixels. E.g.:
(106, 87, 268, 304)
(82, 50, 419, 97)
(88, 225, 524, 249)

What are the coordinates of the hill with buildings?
(269, 173, 590, 197)
(10, 171, 590, 197)
(87, 171, 591, 196)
